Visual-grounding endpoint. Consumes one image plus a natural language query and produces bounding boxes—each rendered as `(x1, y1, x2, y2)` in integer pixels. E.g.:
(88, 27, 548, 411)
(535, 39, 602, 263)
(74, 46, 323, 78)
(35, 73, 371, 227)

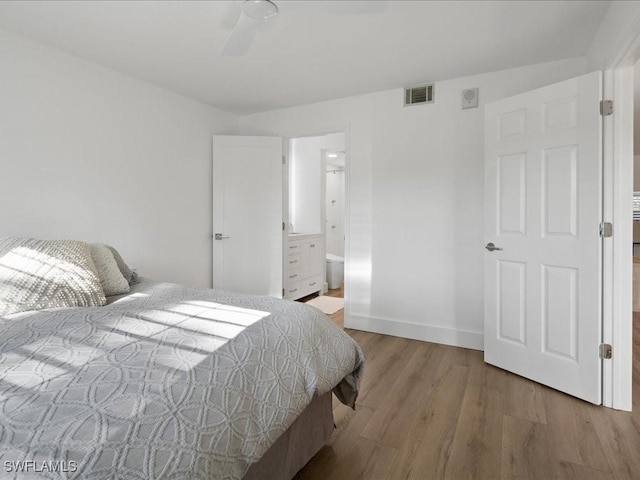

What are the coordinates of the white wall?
(586, 0, 640, 71)
(240, 58, 587, 349)
(0, 28, 238, 287)
(289, 132, 345, 234)
(635, 60, 640, 155)
(290, 137, 323, 234)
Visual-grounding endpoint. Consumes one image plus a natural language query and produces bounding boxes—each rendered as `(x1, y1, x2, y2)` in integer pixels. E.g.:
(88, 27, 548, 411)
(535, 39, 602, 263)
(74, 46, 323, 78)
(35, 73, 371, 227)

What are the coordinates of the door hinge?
(282, 222, 285, 231)
(599, 343, 612, 359)
(282, 155, 286, 165)
(599, 222, 613, 237)
(282, 288, 285, 297)
(600, 100, 613, 116)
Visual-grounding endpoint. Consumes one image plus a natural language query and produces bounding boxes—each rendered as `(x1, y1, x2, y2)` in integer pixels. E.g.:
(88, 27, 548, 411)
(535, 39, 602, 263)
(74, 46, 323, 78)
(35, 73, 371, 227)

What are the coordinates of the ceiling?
(0, 1, 611, 115)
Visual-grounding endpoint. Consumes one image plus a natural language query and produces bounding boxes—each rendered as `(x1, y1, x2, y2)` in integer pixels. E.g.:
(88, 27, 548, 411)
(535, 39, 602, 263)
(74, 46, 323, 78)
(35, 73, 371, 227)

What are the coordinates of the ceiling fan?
(222, 0, 388, 56)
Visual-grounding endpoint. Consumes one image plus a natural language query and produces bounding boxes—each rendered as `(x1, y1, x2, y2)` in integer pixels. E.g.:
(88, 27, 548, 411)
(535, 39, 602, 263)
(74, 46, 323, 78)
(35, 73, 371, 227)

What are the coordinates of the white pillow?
(0, 237, 106, 316)
(89, 243, 130, 296)
(106, 245, 139, 285)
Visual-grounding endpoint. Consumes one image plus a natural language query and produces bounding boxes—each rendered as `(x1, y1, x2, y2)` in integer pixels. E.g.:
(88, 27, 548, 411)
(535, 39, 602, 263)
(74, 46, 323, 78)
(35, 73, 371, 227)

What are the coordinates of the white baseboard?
(346, 314, 484, 351)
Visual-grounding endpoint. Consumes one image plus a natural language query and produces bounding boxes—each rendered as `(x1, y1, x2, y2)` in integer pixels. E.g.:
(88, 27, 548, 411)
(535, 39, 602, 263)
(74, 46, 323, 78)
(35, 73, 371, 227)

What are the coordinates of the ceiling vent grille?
(404, 83, 434, 106)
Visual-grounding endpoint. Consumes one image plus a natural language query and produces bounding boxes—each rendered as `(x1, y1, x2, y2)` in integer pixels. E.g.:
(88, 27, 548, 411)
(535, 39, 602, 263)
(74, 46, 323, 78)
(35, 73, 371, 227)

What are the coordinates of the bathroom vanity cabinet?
(285, 233, 324, 300)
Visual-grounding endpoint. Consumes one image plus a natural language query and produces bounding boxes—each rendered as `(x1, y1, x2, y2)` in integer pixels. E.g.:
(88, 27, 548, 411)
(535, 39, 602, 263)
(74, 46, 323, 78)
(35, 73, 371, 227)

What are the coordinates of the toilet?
(326, 254, 344, 290)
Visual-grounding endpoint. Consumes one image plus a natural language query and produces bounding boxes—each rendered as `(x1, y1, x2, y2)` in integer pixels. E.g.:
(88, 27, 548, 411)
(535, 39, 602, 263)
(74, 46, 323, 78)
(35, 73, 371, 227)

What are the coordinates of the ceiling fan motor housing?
(243, 0, 279, 20)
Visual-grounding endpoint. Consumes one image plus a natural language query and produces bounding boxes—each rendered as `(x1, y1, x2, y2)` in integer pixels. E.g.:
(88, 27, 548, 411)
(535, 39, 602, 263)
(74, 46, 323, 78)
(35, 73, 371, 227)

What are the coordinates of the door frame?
(601, 16, 640, 411)
(283, 126, 351, 307)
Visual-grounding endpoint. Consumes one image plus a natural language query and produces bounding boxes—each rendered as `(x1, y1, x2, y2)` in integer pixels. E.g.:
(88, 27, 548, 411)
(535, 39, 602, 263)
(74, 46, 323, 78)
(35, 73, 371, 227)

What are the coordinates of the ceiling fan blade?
(282, 0, 388, 16)
(222, 13, 262, 56)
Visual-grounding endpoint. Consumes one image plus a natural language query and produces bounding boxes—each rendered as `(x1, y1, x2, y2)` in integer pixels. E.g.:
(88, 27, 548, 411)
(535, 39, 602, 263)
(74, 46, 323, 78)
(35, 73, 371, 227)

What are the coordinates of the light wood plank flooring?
(295, 310, 640, 480)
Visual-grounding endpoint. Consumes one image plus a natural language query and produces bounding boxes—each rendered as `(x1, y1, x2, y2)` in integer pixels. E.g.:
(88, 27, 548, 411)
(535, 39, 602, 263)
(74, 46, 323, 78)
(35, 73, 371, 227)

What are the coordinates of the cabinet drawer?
(286, 274, 323, 300)
(285, 283, 301, 300)
(287, 241, 302, 255)
(286, 266, 301, 283)
(286, 255, 301, 269)
(303, 274, 323, 293)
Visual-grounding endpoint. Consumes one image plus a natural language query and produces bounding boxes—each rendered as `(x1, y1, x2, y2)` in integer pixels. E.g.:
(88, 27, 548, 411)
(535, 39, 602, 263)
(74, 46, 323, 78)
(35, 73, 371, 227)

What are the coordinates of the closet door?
(212, 135, 283, 297)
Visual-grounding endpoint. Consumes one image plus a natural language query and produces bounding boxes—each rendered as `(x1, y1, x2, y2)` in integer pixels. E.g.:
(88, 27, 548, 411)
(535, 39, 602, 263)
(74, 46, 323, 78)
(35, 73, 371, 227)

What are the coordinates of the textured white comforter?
(0, 280, 364, 479)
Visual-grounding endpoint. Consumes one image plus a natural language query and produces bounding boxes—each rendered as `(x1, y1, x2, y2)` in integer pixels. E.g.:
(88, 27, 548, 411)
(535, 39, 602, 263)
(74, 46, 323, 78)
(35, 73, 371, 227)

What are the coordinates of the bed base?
(243, 392, 334, 480)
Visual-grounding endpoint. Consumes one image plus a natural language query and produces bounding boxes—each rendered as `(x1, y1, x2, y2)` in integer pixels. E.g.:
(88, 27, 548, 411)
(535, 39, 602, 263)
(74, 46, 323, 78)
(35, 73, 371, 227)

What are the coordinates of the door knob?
(485, 242, 503, 252)
(215, 233, 230, 240)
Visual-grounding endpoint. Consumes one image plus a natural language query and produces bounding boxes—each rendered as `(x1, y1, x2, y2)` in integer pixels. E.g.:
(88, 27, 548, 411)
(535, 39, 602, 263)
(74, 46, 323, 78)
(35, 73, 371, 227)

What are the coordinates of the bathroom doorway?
(324, 149, 345, 299)
(286, 132, 346, 309)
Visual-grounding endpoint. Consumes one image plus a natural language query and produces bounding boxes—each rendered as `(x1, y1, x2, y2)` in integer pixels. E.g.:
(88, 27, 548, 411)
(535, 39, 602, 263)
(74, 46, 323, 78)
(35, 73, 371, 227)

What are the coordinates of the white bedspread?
(0, 280, 363, 479)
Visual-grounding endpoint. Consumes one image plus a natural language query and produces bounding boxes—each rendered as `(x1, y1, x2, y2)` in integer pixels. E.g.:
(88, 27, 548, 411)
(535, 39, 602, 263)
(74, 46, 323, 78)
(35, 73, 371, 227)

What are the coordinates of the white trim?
(343, 125, 352, 324)
(601, 70, 614, 408)
(602, 67, 634, 410)
(611, 67, 634, 410)
(348, 315, 484, 351)
(282, 138, 289, 298)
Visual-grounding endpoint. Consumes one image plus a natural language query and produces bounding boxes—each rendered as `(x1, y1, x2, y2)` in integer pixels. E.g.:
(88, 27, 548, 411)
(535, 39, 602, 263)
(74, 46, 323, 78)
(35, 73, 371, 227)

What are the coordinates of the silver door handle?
(485, 242, 503, 252)
(215, 233, 230, 240)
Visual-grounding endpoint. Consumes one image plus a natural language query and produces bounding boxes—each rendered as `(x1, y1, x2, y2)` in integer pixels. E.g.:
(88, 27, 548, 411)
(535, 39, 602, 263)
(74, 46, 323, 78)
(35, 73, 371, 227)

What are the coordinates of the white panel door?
(484, 72, 602, 404)
(212, 135, 283, 297)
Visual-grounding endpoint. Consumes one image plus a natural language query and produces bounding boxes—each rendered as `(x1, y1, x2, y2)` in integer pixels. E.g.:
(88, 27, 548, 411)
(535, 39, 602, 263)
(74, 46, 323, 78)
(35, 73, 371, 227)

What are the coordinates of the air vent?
(404, 83, 434, 106)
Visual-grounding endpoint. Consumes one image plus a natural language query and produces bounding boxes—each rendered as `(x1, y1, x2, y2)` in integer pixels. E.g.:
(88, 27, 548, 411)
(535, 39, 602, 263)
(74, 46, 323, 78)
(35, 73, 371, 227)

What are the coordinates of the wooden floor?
(295, 304, 640, 480)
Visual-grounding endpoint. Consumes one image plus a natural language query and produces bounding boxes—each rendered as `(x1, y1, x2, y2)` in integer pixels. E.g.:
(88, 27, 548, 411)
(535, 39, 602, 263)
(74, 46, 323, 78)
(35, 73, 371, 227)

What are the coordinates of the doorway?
(325, 149, 345, 299)
(287, 132, 346, 315)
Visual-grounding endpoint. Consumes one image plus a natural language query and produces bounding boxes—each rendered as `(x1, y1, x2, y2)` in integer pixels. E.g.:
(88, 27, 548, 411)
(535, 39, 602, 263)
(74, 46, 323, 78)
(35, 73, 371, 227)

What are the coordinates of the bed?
(0, 238, 364, 479)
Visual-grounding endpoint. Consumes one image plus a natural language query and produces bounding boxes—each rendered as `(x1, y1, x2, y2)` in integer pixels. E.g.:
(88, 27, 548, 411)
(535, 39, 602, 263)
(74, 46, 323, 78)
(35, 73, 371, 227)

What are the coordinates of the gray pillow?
(106, 245, 139, 285)
(89, 243, 130, 296)
(0, 237, 106, 316)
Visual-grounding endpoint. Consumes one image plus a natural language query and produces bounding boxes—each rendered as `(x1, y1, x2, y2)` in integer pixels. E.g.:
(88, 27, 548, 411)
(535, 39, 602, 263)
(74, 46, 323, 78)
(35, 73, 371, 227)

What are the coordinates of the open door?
(212, 135, 283, 297)
(484, 72, 602, 404)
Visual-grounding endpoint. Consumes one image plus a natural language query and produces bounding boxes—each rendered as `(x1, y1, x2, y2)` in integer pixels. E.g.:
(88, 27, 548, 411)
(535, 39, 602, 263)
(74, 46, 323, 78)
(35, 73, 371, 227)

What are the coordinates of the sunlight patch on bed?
(133, 308, 197, 327)
(104, 315, 171, 337)
(180, 301, 270, 327)
(67, 302, 273, 372)
(19, 338, 97, 367)
(152, 302, 267, 337)
(1, 357, 68, 391)
(177, 316, 246, 339)
(127, 302, 271, 361)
